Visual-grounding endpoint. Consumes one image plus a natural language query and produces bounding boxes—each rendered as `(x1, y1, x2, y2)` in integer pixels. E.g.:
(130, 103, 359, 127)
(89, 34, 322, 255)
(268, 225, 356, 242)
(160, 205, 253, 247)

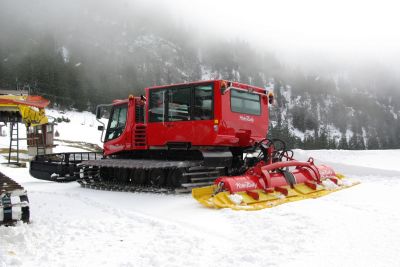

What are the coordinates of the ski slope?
(1, 111, 400, 266)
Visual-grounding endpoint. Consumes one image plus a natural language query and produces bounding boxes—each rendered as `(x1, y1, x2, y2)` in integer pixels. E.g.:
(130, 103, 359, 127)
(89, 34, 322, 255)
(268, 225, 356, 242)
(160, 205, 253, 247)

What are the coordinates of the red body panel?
(103, 97, 147, 156)
(219, 83, 268, 146)
(103, 80, 270, 155)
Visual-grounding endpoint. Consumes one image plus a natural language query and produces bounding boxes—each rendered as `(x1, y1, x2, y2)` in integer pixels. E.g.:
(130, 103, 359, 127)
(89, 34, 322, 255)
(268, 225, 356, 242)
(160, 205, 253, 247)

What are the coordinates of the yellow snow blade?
(192, 177, 360, 211)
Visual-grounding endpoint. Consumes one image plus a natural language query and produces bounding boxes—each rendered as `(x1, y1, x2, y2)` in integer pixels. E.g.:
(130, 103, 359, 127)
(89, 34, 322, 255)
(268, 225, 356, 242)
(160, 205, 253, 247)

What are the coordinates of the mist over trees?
(1, 0, 399, 149)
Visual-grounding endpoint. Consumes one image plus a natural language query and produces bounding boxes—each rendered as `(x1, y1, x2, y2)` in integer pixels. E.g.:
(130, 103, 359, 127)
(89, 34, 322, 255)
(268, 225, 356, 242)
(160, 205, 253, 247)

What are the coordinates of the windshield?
(105, 104, 128, 141)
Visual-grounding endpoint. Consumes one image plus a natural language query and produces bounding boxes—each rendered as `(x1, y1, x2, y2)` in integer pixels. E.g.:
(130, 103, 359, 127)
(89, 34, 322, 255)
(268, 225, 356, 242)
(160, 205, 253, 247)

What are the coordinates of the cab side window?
(149, 90, 166, 122)
(231, 89, 261, 115)
(148, 83, 214, 122)
(168, 87, 190, 121)
(193, 85, 213, 120)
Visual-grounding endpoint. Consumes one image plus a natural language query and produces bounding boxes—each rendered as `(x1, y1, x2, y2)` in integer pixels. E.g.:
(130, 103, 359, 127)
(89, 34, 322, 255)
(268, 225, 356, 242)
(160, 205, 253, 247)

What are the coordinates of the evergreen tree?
(367, 133, 380, 149)
(317, 128, 329, 148)
(348, 134, 357, 150)
(274, 81, 282, 103)
(328, 137, 337, 149)
(357, 134, 366, 150)
(303, 135, 316, 149)
(338, 133, 349, 149)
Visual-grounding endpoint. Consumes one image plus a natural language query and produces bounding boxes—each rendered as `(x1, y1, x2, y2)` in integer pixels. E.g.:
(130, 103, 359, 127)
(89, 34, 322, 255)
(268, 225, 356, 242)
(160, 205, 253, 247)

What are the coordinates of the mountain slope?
(0, 0, 399, 149)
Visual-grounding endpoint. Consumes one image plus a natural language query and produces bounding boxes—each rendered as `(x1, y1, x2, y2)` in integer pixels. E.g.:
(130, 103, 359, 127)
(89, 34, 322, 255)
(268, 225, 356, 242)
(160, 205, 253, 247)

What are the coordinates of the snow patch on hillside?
(326, 124, 341, 139)
(390, 108, 398, 119)
(292, 127, 305, 140)
(59, 46, 70, 63)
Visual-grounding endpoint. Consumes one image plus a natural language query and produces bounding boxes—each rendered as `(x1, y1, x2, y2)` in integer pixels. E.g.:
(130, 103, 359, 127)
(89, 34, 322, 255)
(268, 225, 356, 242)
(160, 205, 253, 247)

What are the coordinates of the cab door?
(190, 83, 215, 145)
(147, 83, 215, 147)
(103, 104, 128, 155)
(148, 89, 168, 145)
(164, 87, 193, 143)
(147, 87, 193, 146)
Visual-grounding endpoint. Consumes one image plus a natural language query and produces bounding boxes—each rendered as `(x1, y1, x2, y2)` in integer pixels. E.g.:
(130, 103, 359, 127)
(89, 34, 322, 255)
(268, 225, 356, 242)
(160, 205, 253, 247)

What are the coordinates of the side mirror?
(96, 107, 102, 119)
(98, 125, 104, 131)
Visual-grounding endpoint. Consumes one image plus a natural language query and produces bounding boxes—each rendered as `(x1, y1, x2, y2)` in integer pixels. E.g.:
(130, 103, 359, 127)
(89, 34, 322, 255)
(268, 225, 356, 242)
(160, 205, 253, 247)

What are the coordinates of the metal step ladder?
(8, 122, 20, 165)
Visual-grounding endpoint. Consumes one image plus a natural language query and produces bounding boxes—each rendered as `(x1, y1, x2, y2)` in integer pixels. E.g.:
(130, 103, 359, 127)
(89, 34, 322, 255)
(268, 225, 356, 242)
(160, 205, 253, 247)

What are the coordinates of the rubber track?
(76, 159, 220, 194)
(0, 171, 30, 225)
(80, 159, 202, 169)
(29, 152, 102, 183)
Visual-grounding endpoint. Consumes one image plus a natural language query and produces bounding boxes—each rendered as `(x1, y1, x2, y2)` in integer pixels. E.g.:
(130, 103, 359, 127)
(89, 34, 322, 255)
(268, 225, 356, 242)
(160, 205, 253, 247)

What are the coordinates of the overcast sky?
(2, 0, 399, 69)
(159, 0, 400, 64)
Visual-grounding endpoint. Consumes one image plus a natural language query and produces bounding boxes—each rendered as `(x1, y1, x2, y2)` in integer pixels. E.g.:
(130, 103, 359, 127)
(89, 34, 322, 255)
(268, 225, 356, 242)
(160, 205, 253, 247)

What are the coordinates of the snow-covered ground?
(0, 109, 104, 152)
(1, 110, 400, 266)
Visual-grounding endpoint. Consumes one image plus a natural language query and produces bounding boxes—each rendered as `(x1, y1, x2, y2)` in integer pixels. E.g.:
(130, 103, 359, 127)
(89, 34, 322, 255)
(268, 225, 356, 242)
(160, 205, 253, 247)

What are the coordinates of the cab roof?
(146, 80, 266, 95)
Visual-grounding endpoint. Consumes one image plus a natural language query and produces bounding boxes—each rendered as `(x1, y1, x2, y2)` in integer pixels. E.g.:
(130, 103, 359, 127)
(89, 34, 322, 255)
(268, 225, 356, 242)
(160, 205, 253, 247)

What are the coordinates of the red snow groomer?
(192, 138, 359, 210)
(28, 80, 358, 209)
